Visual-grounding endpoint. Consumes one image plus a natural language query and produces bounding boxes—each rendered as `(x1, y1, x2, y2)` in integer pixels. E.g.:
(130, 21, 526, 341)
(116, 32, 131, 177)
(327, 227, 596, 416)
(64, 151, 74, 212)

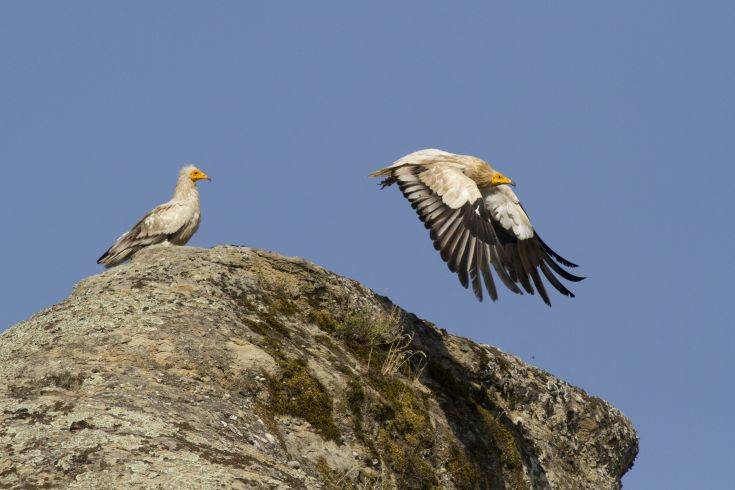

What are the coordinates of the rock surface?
(0, 245, 638, 489)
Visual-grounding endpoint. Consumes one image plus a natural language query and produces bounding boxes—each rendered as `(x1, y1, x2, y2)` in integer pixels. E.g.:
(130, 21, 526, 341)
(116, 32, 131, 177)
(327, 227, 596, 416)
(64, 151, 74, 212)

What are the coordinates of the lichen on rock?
(0, 245, 638, 488)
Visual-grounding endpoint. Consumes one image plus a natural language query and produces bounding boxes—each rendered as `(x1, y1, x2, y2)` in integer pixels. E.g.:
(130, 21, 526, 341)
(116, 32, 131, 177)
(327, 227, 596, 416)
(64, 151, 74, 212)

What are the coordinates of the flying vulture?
(370, 149, 584, 305)
(97, 164, 210, 268)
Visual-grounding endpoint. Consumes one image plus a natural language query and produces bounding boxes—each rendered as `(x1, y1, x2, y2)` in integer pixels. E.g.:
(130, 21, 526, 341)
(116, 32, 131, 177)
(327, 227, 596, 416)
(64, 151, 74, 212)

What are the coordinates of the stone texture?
(0, 245, 638, 489)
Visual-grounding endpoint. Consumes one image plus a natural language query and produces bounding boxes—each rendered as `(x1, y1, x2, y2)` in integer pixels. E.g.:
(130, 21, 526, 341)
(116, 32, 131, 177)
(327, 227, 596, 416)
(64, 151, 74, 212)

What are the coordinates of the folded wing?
(97, 202, 192, 268)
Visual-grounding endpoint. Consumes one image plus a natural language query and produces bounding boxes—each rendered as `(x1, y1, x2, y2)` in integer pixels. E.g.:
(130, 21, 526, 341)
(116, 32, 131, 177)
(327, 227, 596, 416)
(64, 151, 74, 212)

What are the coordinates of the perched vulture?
(97, 165, 210, 268)
(370, 149, 584, 305)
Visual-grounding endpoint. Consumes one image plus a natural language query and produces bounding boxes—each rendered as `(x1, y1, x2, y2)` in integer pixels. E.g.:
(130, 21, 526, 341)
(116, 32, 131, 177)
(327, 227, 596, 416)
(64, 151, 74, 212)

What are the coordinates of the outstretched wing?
(386, 163, 521, 302)
(97, 202, 191, 267)
(376, 159, 584, 304)
(482, 185, 584, 305)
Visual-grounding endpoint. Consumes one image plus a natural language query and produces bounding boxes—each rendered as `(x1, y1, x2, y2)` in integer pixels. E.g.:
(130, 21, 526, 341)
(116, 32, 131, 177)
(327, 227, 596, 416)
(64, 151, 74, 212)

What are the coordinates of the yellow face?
(188, 167, 211, 183)
(491, 171, 515, 187)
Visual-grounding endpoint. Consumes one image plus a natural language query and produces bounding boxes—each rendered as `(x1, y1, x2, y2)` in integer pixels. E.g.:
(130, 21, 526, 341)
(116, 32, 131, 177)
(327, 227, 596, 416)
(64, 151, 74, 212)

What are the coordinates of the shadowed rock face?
(0, 245, 637, 489)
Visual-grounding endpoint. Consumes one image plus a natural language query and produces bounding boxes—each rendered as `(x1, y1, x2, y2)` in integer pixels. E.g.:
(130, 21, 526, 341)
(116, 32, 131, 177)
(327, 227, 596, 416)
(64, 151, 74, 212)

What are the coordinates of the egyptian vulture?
(370, 149, 584, 305)
(97, 165, 210, 268)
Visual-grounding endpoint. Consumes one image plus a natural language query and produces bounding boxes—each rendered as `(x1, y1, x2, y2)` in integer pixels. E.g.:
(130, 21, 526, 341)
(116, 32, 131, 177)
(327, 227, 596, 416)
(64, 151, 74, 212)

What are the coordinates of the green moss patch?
(313, 334, 339, 351)
(478, 406, 526, 488)
(345, 377, 365, 438)
(371, 377, 437, 488)
(375, 378, 430, 444)
(259, 311, 291, 338)
(310, 308, 340, 333)
(269, 297, 298, 316)
(310, 305, 411, 374)
(268, 358, 341, 442)
(447, 444, 483, 490)
(378, 429, 437, 489)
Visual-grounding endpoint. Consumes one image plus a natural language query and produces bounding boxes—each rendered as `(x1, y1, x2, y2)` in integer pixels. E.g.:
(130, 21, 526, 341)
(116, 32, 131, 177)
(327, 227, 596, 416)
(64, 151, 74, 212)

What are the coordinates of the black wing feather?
(385, 166, 583, 304)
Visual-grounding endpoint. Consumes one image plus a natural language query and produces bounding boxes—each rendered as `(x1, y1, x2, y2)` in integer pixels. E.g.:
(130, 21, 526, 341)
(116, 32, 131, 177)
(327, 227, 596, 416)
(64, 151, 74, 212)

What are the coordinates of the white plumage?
(483, 185, 534, 240)
(97, 165, 210, 268)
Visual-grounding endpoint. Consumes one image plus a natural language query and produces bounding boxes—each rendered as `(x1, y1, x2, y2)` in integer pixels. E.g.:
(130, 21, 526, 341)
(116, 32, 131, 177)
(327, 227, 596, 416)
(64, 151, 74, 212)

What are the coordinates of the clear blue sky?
(1, 2, 733, 487)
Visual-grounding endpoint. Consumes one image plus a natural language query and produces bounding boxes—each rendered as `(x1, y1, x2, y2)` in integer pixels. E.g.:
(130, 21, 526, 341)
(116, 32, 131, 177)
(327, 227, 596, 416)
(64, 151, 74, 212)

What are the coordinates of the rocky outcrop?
(0, 245, 637, 489)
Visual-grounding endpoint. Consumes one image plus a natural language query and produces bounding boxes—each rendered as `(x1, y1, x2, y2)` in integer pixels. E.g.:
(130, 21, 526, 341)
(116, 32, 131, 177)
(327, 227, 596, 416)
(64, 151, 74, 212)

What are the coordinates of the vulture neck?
(172, 176, 199, 203)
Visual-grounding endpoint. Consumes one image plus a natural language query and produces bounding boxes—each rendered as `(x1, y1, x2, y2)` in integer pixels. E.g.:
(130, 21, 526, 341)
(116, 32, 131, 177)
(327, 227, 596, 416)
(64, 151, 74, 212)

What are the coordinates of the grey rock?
(0, 245, 637, 489)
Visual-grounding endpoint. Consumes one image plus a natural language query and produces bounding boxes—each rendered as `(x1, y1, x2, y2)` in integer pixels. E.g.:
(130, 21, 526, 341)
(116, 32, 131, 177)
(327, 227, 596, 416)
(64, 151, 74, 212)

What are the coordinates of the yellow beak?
(491, 172, 515, 187)
(191, 171, 211, 182)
